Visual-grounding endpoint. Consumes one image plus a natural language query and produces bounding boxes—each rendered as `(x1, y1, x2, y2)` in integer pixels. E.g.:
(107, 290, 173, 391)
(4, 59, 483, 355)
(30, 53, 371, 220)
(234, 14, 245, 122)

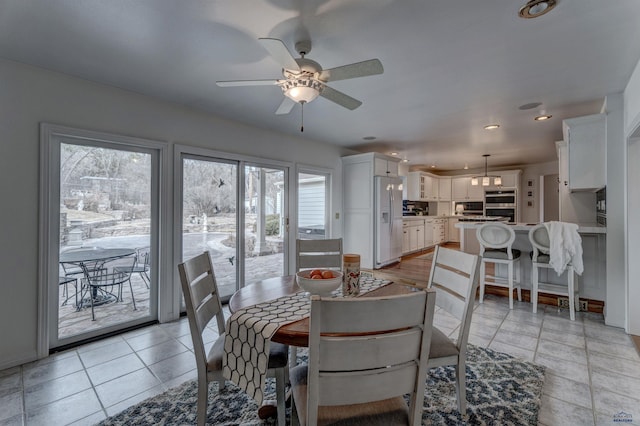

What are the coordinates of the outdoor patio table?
(59, 247, 136, 308)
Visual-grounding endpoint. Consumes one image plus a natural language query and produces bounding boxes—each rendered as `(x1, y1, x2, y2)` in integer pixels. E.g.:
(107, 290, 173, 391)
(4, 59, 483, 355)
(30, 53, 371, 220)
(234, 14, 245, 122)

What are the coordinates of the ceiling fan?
(216, 38, 384, 116)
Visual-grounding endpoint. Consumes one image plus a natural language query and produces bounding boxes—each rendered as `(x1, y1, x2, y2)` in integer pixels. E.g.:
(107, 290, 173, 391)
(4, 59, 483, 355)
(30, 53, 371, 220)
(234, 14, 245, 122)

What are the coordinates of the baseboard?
(481, 285, 604, 314)
(0, 349, 39, 371)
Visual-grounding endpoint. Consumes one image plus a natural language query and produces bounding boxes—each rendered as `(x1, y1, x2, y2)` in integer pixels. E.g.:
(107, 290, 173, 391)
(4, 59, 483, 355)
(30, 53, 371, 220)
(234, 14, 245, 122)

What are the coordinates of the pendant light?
(471, 154, 502, 187)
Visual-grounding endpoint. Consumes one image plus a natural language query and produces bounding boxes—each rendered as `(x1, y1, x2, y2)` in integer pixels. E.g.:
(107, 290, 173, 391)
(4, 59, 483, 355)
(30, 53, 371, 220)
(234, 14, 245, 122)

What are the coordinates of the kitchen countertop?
(455, 221, 606, 234)
(402, 215, 453, 221)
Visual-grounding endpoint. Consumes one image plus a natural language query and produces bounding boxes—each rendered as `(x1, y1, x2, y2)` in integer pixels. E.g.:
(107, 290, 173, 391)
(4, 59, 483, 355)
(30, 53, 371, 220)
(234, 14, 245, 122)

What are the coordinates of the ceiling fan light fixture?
(519, 0, 557, 19)
(281, 79, 323, 103)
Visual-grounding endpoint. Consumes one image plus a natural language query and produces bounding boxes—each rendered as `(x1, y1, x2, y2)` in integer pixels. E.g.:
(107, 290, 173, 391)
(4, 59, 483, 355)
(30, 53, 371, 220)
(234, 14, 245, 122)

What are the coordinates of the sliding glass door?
(179, 152, 288, 303)
(181, 156, 238, 300)
(243, 165, 287, 286)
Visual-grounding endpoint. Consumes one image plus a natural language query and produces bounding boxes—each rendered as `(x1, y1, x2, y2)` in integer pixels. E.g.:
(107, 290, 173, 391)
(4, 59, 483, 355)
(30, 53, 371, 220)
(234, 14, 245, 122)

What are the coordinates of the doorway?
(542, 173, 560, 221)
(41, 125, 163, 350)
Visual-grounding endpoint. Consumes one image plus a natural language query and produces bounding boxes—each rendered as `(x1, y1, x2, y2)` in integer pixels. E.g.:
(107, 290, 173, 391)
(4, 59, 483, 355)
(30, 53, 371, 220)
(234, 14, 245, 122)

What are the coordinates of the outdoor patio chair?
(426, 245, 480, 416)
(81, 254, 137, 321)
(178, 251, 289, 426)
(115, 246, 150, 289)
(290, 289, 436, 426)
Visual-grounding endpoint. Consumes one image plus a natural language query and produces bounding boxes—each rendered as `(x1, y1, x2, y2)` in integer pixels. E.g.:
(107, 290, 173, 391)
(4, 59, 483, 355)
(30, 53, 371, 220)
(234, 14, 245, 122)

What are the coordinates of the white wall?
(519, 161, 559, 224)
(604, 94, 625, 328)
(0, 59, 351, 368)
(624, 56, 640, 335)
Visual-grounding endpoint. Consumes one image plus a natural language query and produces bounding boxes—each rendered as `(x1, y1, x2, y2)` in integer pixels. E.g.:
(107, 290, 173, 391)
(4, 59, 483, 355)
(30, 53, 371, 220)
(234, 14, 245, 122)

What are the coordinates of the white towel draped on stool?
(543, 221, 584, 276)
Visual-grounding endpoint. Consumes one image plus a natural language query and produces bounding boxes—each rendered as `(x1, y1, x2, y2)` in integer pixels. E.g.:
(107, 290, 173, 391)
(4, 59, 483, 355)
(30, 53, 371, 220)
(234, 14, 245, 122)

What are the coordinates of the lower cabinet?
(403, 217, 461, 254)
(448, 218, 460, 243)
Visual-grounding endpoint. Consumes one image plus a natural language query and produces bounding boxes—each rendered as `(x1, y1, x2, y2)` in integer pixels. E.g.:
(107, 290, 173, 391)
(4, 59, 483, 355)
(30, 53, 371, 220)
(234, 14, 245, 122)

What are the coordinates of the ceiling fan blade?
(258, 38, 300, 71)
(216, 79, 279, 87)
(319, 85, 362, 110)
(318, 59, 383, 82)
(275, 97, 296, 115)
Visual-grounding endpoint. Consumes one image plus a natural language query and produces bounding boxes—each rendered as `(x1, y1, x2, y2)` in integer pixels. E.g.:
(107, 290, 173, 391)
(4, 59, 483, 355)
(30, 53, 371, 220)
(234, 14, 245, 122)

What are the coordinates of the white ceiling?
(1, 0, 639, 171)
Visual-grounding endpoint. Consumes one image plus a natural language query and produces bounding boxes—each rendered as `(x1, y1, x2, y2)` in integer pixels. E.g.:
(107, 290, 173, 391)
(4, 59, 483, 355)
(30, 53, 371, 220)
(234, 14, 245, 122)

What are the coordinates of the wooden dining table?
(228, 275, 416, 347)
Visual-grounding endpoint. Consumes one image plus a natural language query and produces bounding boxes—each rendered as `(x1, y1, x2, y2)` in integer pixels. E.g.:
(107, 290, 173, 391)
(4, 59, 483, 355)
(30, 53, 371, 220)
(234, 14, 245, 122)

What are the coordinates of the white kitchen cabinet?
(403, 219, 425, 254)
(563, 113, 606, 191)
(448, 218, 460, 243)
(406, 172, 422, 200)
(424, 174, 438, 201)
(415, 223, 425, 249)
(342, 153, 402, 269)
(433, 219, 446, 245)
(556, 141, 597, 223)
(424, 218, 434, 247)
(452, 177, 484, 201)
(438, 177, 451, 201)
(374, 156, 400, 177)
(402, 225, 410, 254)
(406, 172, 439, 201)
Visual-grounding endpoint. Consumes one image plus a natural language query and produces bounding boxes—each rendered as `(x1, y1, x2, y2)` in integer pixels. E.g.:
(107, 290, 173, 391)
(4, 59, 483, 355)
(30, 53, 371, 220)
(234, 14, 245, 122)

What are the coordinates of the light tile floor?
(1, 295, 639, 426)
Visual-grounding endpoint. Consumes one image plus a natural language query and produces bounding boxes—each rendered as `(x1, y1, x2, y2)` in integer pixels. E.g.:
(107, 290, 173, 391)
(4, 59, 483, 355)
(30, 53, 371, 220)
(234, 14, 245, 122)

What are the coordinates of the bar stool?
(529, 223, 579, 320)
(476, 222, 522, 309)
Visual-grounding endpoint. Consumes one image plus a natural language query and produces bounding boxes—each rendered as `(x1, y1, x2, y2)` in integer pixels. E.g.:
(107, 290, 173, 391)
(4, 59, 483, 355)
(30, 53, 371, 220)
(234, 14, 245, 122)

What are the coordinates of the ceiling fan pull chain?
(300, 101, 305, 132)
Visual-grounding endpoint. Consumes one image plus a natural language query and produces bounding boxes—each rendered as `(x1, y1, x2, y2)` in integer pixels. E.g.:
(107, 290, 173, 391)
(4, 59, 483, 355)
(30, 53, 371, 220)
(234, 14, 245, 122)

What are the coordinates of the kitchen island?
(456, 222, 607, 306)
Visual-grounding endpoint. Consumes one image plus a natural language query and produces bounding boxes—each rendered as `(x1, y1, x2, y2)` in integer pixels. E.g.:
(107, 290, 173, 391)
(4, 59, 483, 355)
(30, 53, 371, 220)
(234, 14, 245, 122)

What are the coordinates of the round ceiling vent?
(519, 0, 557, 19)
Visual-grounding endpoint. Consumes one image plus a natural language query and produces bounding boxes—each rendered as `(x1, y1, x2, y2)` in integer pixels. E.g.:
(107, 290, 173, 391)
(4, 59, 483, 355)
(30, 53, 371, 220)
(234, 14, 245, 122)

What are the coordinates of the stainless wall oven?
(485, 190, 516, 222)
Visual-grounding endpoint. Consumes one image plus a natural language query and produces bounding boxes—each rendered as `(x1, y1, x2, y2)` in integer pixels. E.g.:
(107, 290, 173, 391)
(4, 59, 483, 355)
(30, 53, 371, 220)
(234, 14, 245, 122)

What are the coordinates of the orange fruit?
(309, 269, 322, 277)
(321, 270, 334, 279)
(311, 274, 323, 279)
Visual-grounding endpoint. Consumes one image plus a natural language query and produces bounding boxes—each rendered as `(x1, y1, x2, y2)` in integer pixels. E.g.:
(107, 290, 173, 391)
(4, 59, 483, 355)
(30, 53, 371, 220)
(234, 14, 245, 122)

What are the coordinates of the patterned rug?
(97, 345, 545, 425)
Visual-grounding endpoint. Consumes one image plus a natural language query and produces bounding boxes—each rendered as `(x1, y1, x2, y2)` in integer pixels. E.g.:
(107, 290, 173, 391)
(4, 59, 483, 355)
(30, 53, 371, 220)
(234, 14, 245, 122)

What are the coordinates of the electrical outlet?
(578, 300, 588, 312)
(557, 297, 569, 308)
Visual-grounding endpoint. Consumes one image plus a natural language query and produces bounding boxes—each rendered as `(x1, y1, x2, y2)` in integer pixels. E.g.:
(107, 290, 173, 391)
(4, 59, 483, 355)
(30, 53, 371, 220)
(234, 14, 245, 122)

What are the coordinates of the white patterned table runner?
(222, 276, 391, 404)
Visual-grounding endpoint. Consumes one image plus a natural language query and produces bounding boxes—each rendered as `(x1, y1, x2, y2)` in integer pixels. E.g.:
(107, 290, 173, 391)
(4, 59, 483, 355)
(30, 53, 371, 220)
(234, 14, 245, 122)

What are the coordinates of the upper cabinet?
(438, 177, 451, 201)
(405, 172, 439, 201)
(452, 177, 484, 201)
(563, 113, 606, 192)
(374, 156, 400, 177)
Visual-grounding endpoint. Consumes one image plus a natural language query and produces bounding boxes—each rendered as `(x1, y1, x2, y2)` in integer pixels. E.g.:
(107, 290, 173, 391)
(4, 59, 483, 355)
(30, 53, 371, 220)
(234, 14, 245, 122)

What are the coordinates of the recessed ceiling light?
(390, 152, 398, 156)
(362, 136, 376, 141)
(402, 159, 409, 163)
(484, 124, 500, 130)
(534, 114, 553, 121)
(518, 102, 542, 110)
(519, 0, 557, 19)
(430, 164, 437, 169)
(463, 164, 469, 170)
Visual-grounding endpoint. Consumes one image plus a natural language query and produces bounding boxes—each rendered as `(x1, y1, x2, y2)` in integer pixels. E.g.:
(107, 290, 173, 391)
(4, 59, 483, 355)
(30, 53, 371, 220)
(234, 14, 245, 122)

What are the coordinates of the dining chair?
(426, 245, 479, 416)
(295, 238, 343, 271)
(476, 222, 522, 309)
(529, 223, 580, 320)
(178, 252, 289, 426)
(290, 289, 436, 426)
(81, 254, 137, 320)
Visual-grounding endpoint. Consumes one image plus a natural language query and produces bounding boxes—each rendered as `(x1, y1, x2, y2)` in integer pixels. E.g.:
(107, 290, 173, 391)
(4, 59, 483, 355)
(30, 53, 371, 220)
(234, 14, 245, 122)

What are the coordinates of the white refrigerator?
(374, 176, 403, 268)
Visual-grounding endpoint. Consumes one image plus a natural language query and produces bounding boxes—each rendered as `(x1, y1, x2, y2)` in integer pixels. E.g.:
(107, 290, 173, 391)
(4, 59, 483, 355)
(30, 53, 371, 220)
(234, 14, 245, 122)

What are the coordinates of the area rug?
(97, 345, 545, 425)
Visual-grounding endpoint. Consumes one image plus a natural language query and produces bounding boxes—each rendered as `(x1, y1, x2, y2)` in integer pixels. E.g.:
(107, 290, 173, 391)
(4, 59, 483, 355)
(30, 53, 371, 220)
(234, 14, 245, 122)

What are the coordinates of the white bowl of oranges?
(296, 269, 343, 296)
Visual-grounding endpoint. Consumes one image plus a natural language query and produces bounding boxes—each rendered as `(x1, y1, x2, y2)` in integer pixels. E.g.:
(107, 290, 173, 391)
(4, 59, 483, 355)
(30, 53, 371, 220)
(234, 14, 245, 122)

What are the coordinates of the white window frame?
(38, 123, 170, 356)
